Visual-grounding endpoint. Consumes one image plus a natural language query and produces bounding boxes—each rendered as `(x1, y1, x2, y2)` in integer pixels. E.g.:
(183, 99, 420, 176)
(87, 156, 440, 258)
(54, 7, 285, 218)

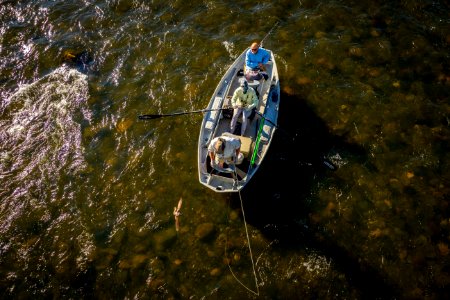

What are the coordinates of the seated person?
(230, 79, 258, 136)
(208, 135, 242, 172)
(245, 42, 270, 81)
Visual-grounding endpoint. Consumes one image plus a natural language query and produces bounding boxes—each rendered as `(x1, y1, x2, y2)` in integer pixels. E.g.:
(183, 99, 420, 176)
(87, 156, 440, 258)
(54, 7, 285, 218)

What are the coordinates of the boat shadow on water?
(230, 93, 399, 299)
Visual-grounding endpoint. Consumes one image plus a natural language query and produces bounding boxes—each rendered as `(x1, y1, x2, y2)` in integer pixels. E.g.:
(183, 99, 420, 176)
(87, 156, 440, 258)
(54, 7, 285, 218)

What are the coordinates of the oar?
(138, 107, 230, 120)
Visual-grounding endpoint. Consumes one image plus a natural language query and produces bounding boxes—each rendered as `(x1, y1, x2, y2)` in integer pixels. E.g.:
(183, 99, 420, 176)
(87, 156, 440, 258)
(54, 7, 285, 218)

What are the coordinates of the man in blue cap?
(230, 78, 258, 136)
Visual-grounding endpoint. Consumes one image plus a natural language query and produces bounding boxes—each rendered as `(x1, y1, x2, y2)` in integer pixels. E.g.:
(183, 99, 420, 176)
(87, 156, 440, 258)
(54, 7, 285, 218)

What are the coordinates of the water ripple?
(1, 66, 89, 234)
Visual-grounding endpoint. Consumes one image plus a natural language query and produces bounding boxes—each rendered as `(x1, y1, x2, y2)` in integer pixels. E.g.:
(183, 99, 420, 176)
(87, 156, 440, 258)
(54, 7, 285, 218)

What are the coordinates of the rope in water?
(224, 173, 260, 296)
(223, 17, 281, 295)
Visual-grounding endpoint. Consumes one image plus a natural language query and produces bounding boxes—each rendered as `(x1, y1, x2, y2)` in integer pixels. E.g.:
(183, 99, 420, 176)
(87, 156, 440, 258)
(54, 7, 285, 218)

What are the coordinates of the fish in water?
(173, 197, 182, 232)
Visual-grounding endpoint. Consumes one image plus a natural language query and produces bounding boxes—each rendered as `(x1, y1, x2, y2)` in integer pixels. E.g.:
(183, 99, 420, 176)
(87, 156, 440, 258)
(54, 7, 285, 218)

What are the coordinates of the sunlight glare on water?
(0, 66, 93, 295)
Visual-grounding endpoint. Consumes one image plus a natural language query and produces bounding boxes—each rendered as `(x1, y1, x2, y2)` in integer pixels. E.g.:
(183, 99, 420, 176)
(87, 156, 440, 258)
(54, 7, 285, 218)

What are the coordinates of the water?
(1, 0, 449, 298)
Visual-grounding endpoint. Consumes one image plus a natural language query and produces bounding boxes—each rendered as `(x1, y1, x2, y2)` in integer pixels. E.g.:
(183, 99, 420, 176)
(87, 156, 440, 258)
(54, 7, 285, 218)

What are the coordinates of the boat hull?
(198, 48, 280, 192)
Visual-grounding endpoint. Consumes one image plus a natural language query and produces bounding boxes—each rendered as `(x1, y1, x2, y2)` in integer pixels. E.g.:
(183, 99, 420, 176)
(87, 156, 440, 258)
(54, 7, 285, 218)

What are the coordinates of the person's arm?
(231, 89, 240, 108)
(262, 49, 270, 64)
(258, 49, 270, 71)
(234, 138, 241, 161)
(209, 151, 224, 168)
(246, 89, 258, 110)
(208, 141, 216, 166)
(245, 50, 251, 70)
(246, 50, 261, 69)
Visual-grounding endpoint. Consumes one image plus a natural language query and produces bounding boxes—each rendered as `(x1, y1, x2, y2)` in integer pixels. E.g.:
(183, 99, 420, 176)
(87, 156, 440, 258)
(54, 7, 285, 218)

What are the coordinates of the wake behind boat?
(198, 47, 280, 192)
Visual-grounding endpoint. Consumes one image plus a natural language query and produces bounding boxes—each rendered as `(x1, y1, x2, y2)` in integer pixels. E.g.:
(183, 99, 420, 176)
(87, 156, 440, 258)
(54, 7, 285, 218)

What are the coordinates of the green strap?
(250, 116, 265, 167)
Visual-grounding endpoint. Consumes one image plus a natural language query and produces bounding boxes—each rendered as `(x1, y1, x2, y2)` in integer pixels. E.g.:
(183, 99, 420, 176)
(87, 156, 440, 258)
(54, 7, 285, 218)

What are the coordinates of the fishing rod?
(260, 21, 280, 48)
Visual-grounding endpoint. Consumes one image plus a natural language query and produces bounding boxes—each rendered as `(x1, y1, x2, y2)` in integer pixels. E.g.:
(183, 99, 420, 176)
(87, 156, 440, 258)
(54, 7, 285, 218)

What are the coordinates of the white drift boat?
(197, 47, 280, 192)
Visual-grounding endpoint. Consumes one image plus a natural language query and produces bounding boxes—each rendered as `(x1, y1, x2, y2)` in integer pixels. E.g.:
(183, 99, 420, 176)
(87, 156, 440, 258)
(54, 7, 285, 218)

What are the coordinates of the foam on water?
(222, 40, 237, 59)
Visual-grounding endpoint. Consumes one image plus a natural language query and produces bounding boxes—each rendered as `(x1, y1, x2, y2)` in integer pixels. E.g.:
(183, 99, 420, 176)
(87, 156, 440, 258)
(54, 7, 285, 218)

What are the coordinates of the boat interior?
(204, 57, 277, 180)
(198, 48, 280, 192)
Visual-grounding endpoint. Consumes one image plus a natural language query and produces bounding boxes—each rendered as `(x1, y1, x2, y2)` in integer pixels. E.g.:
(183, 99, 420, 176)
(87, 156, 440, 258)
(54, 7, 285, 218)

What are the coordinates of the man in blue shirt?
(245, 42, 270, 81)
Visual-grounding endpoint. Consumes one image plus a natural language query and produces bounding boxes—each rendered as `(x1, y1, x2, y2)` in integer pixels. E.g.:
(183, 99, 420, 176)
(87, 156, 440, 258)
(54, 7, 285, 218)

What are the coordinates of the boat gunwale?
(198, 47, 280, 193)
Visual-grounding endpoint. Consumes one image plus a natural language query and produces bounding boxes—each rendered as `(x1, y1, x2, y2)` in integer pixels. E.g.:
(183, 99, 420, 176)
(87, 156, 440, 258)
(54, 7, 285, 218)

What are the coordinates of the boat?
(197, 47, 280, 192)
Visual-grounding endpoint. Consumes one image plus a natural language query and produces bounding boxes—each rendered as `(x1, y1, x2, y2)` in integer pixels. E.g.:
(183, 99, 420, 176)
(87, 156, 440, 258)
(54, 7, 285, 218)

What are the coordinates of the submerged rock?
(131, 254, 148, 268)
(62, 50, 93, 73)
(195, 222, 215, 241)
(118, 260, 131, 269)
(210, 268, 221, 276)
(173, 258, 183, 266)
(116, 118, 133, 133)
(153, 228, 177, 251)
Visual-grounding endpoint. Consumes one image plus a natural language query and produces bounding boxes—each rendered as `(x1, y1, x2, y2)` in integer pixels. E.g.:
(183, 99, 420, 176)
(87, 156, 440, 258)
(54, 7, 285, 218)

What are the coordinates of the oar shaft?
(138, 107, 229, 120)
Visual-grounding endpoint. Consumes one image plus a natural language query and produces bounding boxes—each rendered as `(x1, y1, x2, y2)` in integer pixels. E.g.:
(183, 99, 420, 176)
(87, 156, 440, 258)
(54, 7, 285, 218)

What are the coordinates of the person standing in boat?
(208, 135, 241, 170)
(230, 79, 258, 136)
(245, 42, 270, 81)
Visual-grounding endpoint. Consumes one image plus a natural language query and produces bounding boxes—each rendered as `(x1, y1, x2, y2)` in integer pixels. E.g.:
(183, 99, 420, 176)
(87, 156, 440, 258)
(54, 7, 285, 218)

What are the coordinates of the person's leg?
(261, 72, 268, 80)
(241, 109, 252, 135)
(230, 107, 242, 134)
(245, 69, 261, 81)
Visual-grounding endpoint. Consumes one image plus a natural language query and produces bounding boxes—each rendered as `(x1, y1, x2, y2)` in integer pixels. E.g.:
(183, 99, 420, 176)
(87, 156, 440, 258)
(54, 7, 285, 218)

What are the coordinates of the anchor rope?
(224, 171, 260, 296)
(223, 17, 283, 295)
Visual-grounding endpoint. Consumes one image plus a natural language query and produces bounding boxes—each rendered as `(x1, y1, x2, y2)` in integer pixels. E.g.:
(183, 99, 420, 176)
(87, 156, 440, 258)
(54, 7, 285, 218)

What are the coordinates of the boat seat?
(240, 136, 253, 158)
(205, 97, 222, 129)
(222, 132, 253, 158)
(222, 96, 233, 119)
(248, 80, 259, 89)
(248, 80, 260, 99)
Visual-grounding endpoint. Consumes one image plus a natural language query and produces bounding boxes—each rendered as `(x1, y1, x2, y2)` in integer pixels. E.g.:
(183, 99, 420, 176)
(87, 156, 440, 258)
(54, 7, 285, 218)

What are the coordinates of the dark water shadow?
(229, 93, 399, 299)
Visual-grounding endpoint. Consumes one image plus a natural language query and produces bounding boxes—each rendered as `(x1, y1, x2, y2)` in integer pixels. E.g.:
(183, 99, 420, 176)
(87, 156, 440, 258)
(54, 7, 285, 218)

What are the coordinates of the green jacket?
(231, 87, 258, 110)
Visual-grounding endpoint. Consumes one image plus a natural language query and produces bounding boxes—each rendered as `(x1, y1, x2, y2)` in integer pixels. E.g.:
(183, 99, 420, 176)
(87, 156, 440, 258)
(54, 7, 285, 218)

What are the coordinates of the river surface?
(1, 0, 449, 299)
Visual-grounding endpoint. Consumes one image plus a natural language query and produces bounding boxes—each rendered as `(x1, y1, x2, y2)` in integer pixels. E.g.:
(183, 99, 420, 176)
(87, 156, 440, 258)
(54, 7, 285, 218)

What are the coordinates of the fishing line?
(115, 128, 155, 181)
(260, 21, 280, 48)
(224, 172, 260, 296)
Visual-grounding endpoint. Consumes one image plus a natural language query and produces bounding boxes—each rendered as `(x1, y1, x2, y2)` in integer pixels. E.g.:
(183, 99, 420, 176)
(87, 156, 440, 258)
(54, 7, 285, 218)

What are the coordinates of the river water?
(1, 0, 449, 299)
